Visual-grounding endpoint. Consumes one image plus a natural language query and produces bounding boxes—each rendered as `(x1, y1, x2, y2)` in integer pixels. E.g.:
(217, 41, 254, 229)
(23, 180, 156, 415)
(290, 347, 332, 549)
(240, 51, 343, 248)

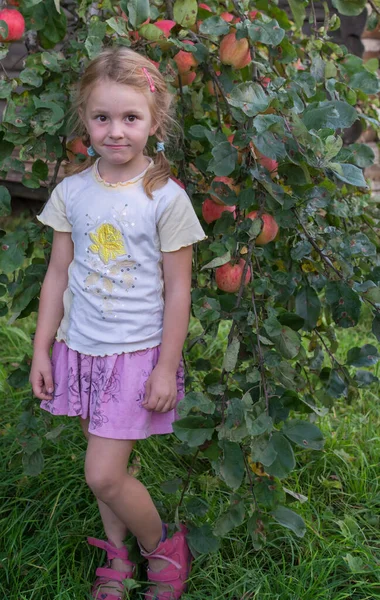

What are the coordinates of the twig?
(177, 449, 200, 508)
(313, 329, 350, 382)
(48, 137, 66, 195)
(368, 0, 380, 16)
(292, 208, 344, 280)
(166, 0, 174, 19)
(243, 453, 259, 510)
(212, 78, 223, 131)
(251, 285, 270, 415)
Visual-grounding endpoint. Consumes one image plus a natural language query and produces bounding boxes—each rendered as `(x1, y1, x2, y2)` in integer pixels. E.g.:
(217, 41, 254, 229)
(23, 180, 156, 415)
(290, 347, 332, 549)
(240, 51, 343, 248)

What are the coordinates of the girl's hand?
(142, 365, 178, 413)
(29, 351, 54, 401)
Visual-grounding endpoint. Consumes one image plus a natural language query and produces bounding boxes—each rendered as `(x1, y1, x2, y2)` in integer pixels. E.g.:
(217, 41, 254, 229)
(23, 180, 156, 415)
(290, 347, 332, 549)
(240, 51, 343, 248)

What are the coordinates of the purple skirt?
(40, 341, 185, 440)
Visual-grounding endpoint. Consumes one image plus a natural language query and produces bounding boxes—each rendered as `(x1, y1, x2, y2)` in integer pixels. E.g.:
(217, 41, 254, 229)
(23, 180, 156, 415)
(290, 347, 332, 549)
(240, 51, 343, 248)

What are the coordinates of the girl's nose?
(108, 122, 124, 138)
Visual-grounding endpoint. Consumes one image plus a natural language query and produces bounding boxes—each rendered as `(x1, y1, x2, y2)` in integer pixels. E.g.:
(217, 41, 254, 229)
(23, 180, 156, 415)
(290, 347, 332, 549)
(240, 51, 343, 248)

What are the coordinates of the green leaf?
(173, 0, 198, 27)
(251, 434, 277, 466)
(222, 337, 240, 372)
(0, 186, 11, 217)
(41, 51, 61, 72)
(0, 79, 12, 99)
(265, 433, 296, 478)
(219, 440, 245, 490)
(23, 449, 44, 476)
(295, 285, 321, 330)
(138, 23, 167, 41)
(354, 370, 379, 388)
(187, 524, 220, 555)
(106, 16, 129, 37)
(254, 476, 285, 509)
(282, 419, 324, 450)
(19, 69, 43, 87)
(228, 83, 269, 117)
(32, 159, 49, 181)
(0, 230, 27, 272)
(349, 70, 380, 95)
(177, 391, 215, 417)
(302, 101, 357, 131)
(207, 141, 237, 176)
(347, 143, 375, 168)
(247, 19, 285, 45)
(269, 326, 301, 359)
(291, 241, 312, 260)
(126, 0, 150, 28)
(329, 163, 368, 188)
(288, 0, 306, 29)
(199, 16, 229, 35)
(22, 173, 40, 189)
(0, 20, 9, 40)
(346, 344, 380, 367)
(271, 505, 306, 537)
(201, 251, 231, 270)
(332, 0, 366, 16)
(325, 282, 361, 328)
(214, 496, 245, 535)
(186, 496, 209, 517)
(172, 416, 214, 447)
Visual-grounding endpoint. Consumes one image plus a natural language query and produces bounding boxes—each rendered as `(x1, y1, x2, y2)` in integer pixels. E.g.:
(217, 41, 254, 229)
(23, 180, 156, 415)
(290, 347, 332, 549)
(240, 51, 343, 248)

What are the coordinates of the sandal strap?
(95, 566, 133, 582)
(140, 550, 182, 571)
(87, 537, 131, 562)
(147, 565, 180, 584)
(92, 578, 124, 600)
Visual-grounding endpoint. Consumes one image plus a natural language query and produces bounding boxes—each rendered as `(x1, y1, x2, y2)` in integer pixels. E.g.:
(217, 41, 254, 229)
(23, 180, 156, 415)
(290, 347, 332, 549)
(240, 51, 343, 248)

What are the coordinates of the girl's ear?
(149, 122, 159, 136)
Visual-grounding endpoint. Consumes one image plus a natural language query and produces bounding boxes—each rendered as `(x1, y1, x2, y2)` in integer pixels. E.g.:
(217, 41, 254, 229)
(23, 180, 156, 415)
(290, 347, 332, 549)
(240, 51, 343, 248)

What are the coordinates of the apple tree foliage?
(1, 0, 380, 553)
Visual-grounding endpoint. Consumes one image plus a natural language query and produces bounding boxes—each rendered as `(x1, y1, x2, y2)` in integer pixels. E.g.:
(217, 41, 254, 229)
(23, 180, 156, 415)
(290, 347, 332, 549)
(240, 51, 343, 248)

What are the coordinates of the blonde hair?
(66, 47, 177, 198)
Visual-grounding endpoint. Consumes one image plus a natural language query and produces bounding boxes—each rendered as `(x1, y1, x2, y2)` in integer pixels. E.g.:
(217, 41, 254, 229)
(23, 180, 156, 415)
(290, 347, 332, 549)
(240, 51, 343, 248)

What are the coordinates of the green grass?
(1, 312, 380, 600)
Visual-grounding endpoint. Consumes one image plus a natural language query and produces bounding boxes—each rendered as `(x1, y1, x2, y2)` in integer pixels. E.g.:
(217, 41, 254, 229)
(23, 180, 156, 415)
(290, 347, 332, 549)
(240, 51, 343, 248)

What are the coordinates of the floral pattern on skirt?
(40, 341, 185, 439)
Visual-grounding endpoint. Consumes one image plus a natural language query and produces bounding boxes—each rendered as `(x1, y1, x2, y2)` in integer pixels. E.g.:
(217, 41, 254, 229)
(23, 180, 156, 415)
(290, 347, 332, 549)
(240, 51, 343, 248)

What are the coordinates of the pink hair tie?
(142, 67, 155, 92)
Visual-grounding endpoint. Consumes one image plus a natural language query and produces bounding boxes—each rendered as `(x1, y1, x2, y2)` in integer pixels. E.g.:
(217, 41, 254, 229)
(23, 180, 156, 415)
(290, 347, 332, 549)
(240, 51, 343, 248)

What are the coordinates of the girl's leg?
(85, 434, 173, 596)
(80, 418, 129, 547)
(85, 434, 162, 552)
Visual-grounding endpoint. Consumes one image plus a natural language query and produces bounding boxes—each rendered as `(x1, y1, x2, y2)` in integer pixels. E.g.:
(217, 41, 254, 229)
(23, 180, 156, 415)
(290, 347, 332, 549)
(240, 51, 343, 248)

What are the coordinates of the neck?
(97, 155, 150, 184)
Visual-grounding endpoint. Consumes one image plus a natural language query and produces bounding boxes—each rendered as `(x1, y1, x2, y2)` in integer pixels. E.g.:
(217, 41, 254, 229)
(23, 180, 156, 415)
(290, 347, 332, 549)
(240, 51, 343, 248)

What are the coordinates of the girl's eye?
(96, 115, 107, 122)
(126, 115, 136, 123)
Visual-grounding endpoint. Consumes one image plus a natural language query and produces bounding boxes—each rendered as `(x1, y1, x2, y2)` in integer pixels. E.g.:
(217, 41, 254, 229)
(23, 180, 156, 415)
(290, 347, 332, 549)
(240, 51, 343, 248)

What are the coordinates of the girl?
(30, 47, 206, 600)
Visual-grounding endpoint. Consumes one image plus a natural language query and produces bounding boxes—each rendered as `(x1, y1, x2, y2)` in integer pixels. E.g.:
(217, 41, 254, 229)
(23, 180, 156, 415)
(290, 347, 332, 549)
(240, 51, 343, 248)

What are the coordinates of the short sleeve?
(157, 191, 206, 252)
(37, 182, 72, 232)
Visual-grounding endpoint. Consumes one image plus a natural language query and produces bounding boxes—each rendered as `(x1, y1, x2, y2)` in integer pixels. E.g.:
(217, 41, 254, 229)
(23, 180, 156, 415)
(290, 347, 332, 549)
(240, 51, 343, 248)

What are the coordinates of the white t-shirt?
(37, 159, 206, 356)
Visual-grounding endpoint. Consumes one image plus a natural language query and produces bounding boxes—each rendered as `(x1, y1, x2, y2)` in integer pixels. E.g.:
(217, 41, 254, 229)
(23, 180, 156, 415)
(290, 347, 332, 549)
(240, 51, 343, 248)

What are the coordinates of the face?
(82, 79, 158, 172)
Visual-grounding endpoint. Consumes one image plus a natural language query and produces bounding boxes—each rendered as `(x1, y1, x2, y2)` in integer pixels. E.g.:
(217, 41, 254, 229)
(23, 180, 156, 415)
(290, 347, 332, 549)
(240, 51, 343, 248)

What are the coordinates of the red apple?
(247, 211, 279, 245)
(66, 137, 88, 161)
(0, 8, 25, 42)
(215, 259, 251, 293)
(199, 2, 212, 10)
(202, 198, 236, 223)
(173, 71, 196, 87)
(155, 19, 176, 37)
(210, 176, 240, 205)
(219, 32, 251, 69)
(220, 12, 234, 22)
(174, 41, 197, 74)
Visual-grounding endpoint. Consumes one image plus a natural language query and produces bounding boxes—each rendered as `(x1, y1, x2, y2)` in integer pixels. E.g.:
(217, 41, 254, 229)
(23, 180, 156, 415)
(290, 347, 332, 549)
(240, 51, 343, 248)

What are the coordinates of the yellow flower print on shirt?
(89, 223, 126, 264)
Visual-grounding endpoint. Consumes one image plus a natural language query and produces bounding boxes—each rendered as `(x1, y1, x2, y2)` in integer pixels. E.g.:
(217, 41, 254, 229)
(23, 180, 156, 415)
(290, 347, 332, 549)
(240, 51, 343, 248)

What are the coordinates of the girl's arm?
(30, 231, 74, 400)
(142, 245, 192, 413)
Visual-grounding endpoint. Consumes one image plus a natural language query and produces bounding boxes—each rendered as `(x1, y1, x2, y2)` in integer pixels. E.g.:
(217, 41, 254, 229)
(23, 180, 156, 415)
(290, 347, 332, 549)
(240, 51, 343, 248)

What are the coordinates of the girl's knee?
(85, 464, 123, 502)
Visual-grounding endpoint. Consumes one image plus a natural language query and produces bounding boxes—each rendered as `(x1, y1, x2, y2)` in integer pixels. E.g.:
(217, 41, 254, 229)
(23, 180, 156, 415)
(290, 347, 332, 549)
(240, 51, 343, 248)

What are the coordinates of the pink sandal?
(88, 537, 136, 600)
(139, 524, 192, 600)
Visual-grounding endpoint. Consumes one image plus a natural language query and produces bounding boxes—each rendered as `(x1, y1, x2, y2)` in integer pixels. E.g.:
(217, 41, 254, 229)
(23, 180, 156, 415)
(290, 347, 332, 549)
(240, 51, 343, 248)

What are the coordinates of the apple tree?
(1, 0, 380, 553)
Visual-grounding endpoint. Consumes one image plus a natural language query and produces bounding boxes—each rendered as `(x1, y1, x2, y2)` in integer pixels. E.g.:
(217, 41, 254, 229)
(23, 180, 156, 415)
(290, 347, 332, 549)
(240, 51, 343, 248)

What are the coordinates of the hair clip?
(87, 145, 96, 157)
(156, 141, 165, 153)
(142, 67, 155, 92)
